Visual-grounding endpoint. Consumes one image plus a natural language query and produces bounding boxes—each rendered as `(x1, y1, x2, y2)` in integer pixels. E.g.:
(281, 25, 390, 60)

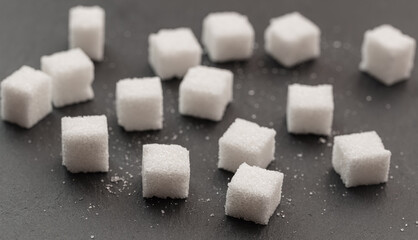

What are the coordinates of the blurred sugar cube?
(148, 28, 202, 79)
(69, 6, 105, 61)
(1, 66, 52, 128)
(265, 12, 320, 67)
(41, 48, 94, 107)
(179, 66, 233, 121)
(202, 12, 254, 62)
(116, 77, 163, 131)
(287, 84, 334, 136)
(360, 25, 416, 86)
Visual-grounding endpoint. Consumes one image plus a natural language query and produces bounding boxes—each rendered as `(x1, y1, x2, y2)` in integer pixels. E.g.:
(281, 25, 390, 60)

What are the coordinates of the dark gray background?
(0, 0, 417, 239)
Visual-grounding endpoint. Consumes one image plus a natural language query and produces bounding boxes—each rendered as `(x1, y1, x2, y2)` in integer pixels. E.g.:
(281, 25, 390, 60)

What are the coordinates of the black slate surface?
(1, 0, 417, 239)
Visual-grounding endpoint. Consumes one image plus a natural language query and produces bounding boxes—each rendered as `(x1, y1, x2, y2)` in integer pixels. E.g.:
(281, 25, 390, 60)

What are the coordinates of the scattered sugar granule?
(333, 41, 342, 48)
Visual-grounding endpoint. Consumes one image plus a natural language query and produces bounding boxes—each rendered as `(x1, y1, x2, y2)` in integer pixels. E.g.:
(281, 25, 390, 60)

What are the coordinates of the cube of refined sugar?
(287, 84, 334, 135)
(116, 77, 163, 131)
(225, 163, 284, 225)
(179, 66, 233, 121)
(148, 28, 202, 79)
(359, 25, 416, 86)
(1, 66, 52, 128)
(142, 144, 190, 199)
(69, 6, 105, 61)
(264, 12, 320, 67)
(218, 118, 276, 172)
(332, 131, 391, 188)
(202, 12, 255, 62)
(61, 115, 109, 173)
(41, 48, 94, 107)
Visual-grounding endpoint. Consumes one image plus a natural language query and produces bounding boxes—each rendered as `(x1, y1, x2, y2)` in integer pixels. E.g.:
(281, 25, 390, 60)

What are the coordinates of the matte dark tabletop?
(1, 0, 417, 239)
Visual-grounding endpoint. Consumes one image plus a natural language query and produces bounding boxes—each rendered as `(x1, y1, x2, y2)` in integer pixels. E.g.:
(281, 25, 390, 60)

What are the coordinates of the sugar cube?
(142, 144, 190, 199)
(360, 25, 416, 86)
(332, 131, 391, 188)
(1, 66, 52, 128)
(225, 163, 284, 225)
(265, 12, 320, 67)
(69, 6, 105, 61)
(202, 12, 255, 62)
(287, 84, 334, 136)
(116, 77, 163, 131)
(61, 115, 109, 173)
(218, 118, 276, 172)
(41, 48, 94, 107)
(179, 66, 233, 121)
(148, 28, 202, 79)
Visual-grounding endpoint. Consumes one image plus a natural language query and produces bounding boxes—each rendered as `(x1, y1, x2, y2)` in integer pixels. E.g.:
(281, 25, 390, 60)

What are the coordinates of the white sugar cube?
(218, 118, 276, 172)
(142, 144, 190, 199)
(225, 163, 284, 225)
(1, 66, 52, 128)
(332, 131, 391, 188)
(148, 28, 202, 79)
(202, 12, 255, 62)
(116, 77, 163, 131)
(179, 66, 233, 121)
(41, 48, 94, 107)
(61, 115, 109, 173)
(287, 84, 334, 136)
(69, 6, 105, 61)
(360, 25, 416, 86)
(265, 12, 320, 67)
